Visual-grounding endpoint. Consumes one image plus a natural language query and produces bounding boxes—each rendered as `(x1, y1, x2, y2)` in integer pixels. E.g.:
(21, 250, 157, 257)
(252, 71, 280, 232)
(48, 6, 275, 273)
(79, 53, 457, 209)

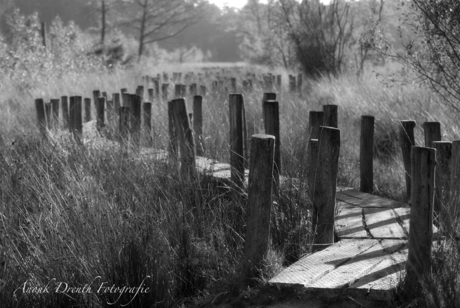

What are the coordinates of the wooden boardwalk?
(57, 121, 437, 301)
(269, 188, 439, 301)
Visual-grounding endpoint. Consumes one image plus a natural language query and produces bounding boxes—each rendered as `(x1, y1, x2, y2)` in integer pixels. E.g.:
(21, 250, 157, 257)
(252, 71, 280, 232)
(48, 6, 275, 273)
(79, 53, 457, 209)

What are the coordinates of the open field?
(1, 62, 460, 307)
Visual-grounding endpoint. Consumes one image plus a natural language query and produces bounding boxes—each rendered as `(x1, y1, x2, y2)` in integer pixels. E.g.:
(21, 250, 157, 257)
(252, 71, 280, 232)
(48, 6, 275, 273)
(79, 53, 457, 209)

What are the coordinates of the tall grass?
(1, 63, 459, 307)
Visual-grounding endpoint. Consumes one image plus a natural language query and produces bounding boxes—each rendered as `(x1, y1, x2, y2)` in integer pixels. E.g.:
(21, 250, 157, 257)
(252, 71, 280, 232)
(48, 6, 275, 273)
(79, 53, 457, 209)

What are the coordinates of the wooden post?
(168, 101, 178, 157)
(154, 79, 160, 99)
(243, 80, 249, 92)
(143, 102, 152, 146)
(423, 121, 441, 148)
(136, 86, 144, 103)
(404, 146, 435, 296)
(51, 99, 59, 129)
(113, 93, 120, 116)
(308, 139, 319, 203)
(130, 94, 142, 147)
(229, 94, 246, 190)
(360, 115, 375, 193)
(230, 77, 237, 93)
(289, 75, 296, 92)
(40, 22, 46, 48)
(93, 90, 100, 111)
(61, 96, 69, 129)
(276, 75, 282, 90)
(148, 89, 154, 102)
(400, 120, 416, 202)
(263, 100, 281, 193)
(44, 103, 51, 130)
(242, 134, 275, 280)
(193, 96, 204, 156)
(449, 140, 460, 226)
(119, 107, 130, 143)
(121, 88, 128, 94)
(170, 98, 196, 180)
(200, 85, 206, 96)
(308, 111, 324, 140)
(432, 141, 451, 229)
(35, 98, 47, 138)
(162, 84, 169, 101)
(190, 83, 197, 96)
(84, 98, 91, 123)
(97, 97, 105, 132)
(323, 104, 338, 128)
(312, 126, 340, 251)
(69, 96, 83, 144)
(248, 79, 253, 92)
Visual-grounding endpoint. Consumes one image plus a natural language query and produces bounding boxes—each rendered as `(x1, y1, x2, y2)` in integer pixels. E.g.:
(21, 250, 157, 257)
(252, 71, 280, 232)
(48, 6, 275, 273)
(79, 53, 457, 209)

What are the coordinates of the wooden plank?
(392, 207, 441, 239)
(364, 208, 407, 239)
(269, 240, 378, 286)
(307, 240, 405, 290)
(348, 245, 408, 301)
(337, 190, 407, 208)
(335, 206, 368, 239)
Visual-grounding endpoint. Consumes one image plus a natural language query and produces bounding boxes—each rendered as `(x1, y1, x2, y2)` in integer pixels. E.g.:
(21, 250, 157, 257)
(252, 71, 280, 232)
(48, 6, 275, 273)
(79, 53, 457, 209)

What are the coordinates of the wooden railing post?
(230, 78, 237, 93)
(433, 141, 451, 229)
(61, 96, 69, 129)
(400, 120, 416, 202)
(113, 93, 120, 116)
(154, 79, 160, 99)
(35, 98, 47, 138)
(193, 96, 204, 156)
(323, 104, 338, 128)
(242, 134, 275, 280)
(161, 84, 169, 101)
(229, 94, 246, 190)
(263, 100, 281, 193)
(312, 126, 340, 251)
(45, 103, 51, 130)
(51, 99, 59, 129)
(84, 98, 91, 123)
(143, 102, 152, 146)
(119, 106, 130, 144)
(170, 98, 196, 180)
(97, 97, 105, 132)
(405, 146, 435, 297)
(360, 115, 375, 193)
(69, 96, 83, 144)
(423, 121, 441, 148)
(289, 75, 296, 92)
(130, 94, 142, 147)
(308, 139, 319, 208)
(93, 90, 100, 111)
(308, 111, 324, 140)
(168, 101, 178, 157)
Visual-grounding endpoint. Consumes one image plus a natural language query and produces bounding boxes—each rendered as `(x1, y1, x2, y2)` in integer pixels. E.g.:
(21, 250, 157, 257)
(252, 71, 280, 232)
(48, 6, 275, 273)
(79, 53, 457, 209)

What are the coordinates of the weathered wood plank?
(392, 207, 440, 239)
(348, 246, 408, 301)
(335, 206, 368, 239)
(364, 208, 407, 239)
(308, 240, 405, 290)
(337, 190, 407, 208)
(269, 240, 378, 286)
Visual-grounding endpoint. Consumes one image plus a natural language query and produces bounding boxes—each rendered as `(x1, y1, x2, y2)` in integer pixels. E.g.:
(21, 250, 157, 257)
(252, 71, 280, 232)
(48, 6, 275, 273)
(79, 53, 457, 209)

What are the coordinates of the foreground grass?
(0, 63, 460, 307)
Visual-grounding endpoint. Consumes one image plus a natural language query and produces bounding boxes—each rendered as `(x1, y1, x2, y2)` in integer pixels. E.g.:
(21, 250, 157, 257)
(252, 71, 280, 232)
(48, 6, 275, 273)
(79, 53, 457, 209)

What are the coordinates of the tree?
(280, 0, 354, 78)
(237, 0, 297, 69)
(373, 0, 460, 111)
(122, 0, 205, 59)
(85, 0, 125, 45)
